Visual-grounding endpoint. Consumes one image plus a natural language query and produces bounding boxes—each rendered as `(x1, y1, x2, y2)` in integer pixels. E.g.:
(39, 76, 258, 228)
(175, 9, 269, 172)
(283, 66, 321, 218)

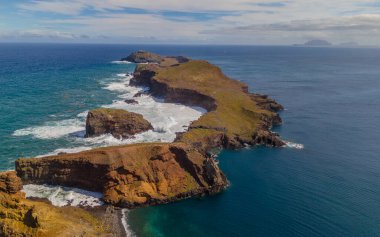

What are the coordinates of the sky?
(1, 0, 380, 45)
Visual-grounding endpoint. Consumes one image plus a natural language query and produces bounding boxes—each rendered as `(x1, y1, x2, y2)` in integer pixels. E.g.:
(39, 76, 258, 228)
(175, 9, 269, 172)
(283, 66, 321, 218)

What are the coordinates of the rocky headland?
(16, 143, 226, 208)
(16, 51, 284, 203)
(130, 51, 285, 151)
(2, 51, 285, 235)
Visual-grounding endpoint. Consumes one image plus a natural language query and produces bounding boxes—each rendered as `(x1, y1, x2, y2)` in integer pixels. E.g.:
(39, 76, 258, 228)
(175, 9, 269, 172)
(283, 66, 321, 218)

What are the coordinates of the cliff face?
(85, 108, 153, 139)
(16, 143, 227, 208)
(0, 171, 114, 237)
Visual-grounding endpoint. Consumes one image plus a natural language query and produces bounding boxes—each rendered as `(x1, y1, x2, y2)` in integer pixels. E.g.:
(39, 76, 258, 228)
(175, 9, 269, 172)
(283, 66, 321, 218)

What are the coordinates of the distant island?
(1, 51, 285, 236)
(293, 39, 332, 47)
(293, 40, 361, 48)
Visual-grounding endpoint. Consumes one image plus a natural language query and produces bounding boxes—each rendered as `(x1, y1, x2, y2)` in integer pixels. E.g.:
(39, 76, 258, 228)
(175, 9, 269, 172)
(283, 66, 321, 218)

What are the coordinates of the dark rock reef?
(124, 99, 138, 104)
(85, 108, 153, 139)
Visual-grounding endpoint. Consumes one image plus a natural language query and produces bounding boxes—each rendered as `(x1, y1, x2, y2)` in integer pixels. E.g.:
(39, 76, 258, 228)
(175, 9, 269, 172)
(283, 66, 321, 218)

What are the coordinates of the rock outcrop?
(85, 108, 153, 139)
(16, 143, 227, 208)
(121, 50, 163, 63)
(0, 171, 22, 194)
(0, 171, 114, 237)
(124, 99, 138, 104)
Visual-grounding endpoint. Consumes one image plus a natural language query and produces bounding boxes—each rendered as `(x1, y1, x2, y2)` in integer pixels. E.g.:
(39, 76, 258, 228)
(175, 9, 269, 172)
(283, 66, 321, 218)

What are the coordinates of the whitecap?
(111, 60, 132, 64)
(121, 209, 135, 237)
(77, 110, 89, 118)
(23, 184, 103, 207)
(102, 74, 133, 92)
(284, 141, 304, 149)
(15, 68, 206, 157)
(13, 119, 85, 139)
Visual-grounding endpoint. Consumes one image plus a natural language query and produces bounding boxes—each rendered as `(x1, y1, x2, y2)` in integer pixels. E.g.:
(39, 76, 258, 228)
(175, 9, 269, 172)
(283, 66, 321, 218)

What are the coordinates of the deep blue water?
(1, 43, 380, 236)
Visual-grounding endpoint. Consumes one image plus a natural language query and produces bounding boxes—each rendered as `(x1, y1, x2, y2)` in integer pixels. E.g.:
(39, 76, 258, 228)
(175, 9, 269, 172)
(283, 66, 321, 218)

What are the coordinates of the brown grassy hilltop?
(132, 53, 284, 151)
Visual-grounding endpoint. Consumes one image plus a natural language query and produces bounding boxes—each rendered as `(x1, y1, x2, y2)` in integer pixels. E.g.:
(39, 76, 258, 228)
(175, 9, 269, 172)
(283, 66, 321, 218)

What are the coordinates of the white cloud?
(0, 29, 88, 40)
(19, 1, 86, 15)
(18, 0, 293, 15)
(204, 14, 380, 44)
(6, 0, 380, 44)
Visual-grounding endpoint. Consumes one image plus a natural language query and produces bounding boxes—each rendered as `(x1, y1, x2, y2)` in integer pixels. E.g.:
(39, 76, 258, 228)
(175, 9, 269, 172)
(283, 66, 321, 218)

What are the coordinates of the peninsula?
(1, 51, 284, 236)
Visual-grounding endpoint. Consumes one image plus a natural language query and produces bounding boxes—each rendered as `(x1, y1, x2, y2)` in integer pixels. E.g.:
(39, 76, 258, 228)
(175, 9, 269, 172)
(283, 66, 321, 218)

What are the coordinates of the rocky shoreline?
(1, 51, 285, 236)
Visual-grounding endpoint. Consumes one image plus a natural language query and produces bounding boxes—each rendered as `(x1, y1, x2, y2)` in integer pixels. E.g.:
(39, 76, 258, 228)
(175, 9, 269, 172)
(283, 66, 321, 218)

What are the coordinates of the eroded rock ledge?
(13, 51, 284, 210)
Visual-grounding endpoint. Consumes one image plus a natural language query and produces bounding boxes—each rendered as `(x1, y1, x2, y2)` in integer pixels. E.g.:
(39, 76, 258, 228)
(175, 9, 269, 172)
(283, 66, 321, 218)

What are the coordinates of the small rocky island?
(1, 51, 285, 236)
(85, 108, 153, 139)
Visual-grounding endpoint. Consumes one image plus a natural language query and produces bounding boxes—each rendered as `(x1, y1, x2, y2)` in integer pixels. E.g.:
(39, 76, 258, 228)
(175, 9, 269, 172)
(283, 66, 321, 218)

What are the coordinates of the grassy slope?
(154, 60, 274, 144)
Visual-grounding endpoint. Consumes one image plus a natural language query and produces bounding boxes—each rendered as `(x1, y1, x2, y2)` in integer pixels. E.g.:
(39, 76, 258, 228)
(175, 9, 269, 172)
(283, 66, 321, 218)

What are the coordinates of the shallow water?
(1, 44, 380, 236)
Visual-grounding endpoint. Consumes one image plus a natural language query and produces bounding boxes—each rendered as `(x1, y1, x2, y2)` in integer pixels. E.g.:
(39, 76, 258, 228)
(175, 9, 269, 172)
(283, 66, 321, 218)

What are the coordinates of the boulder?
(85, 108, 153, 139)
(124, 99, 138, 104)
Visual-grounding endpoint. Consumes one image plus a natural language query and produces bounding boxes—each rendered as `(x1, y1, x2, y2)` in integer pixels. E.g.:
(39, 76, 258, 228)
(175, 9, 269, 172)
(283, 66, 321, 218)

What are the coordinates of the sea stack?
(85, 108, 153, 139)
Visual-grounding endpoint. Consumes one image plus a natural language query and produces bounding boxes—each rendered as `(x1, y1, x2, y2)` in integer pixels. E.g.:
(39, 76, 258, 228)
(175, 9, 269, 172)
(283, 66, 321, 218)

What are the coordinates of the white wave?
(14, 69, 205, 158)
(284, 141, 304, 149)
(23, 184, 103, 207)
(13, 119, 85, 139)
(77, 110, 89, 118)
(102, 75, 133, 92)
(117, 73, 133, 77)
(100, 73, 205, 144)
(121, 209, 135, 237)
(36, 146, 92, 157)
(111, 60, 132, 64)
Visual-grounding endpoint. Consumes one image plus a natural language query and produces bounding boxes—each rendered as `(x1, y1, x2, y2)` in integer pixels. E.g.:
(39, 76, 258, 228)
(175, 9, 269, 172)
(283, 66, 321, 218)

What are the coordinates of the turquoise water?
(1, 44, 380, 236)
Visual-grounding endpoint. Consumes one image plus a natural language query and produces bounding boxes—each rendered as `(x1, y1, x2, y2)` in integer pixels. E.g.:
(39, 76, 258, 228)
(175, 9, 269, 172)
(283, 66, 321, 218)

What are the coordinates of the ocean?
(0, 43, 379, 236)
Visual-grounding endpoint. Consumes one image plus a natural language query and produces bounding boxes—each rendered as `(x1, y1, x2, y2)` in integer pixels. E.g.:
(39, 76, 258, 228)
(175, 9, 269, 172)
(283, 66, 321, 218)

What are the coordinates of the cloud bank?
(1, 0, 380, 45)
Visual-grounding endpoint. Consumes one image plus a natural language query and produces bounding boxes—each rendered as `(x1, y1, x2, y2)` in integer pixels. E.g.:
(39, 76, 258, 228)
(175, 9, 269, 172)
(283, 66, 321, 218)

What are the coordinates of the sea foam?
(23, 184, 103, 207)
(284, 141, 304, 149)
(121, 209, 136, 237)
(13, 71, 205, 157)
(111, 60, 132, 64)
(13, 119, 84, 139)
